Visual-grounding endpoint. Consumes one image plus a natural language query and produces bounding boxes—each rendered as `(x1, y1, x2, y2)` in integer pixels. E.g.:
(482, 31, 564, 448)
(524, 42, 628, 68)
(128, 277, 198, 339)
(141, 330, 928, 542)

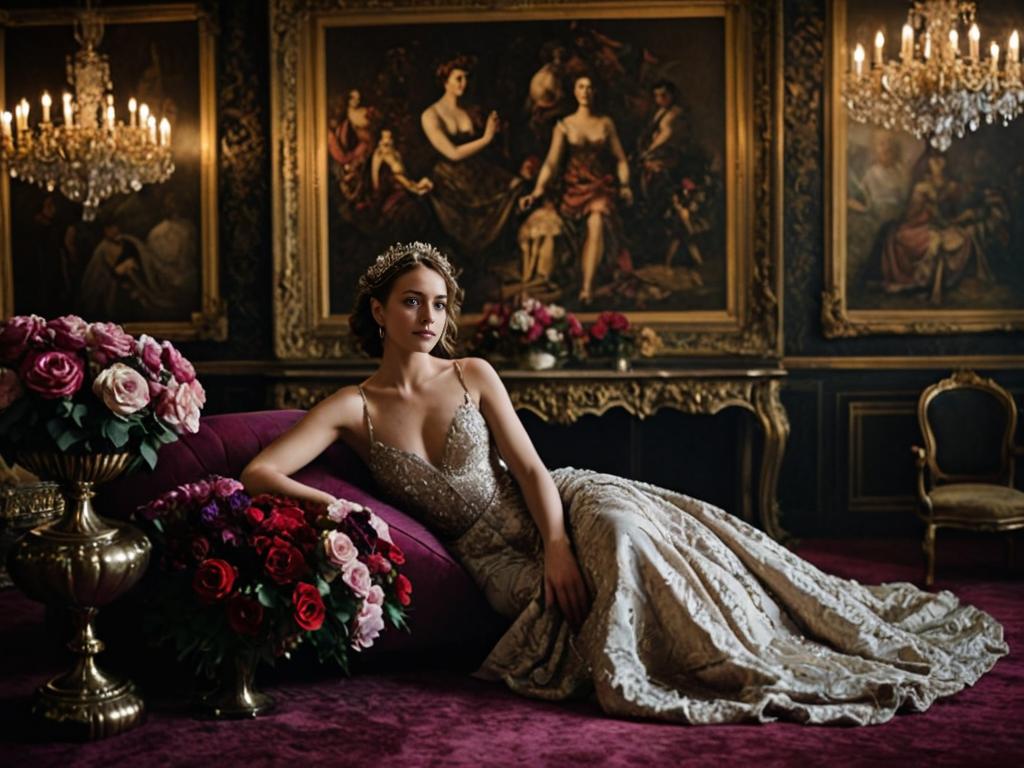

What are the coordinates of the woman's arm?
(240, 387, 362, 507)
(420, 107, 497, 162)
(519, 122, 566, 210)
(464, 357, 590, 630)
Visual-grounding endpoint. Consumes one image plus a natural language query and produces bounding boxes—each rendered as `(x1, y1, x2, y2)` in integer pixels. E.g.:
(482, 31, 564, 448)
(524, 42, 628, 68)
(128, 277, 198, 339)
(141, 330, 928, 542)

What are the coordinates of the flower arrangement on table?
(470, 297, 585, 370)
(137, 477, 411, 678)
(584, 311, 636, 363)
(0, 314, 205, 469)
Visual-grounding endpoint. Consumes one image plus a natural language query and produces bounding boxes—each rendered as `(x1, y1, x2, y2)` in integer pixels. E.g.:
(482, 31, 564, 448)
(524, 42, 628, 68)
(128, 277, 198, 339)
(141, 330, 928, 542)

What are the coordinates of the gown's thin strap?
(356, 385, 375, 443)
(452, 360, 471, 404)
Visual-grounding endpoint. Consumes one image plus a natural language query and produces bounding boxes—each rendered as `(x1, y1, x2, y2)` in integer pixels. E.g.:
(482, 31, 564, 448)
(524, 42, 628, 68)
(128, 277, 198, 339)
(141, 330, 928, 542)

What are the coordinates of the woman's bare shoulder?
(457, 356, 504, 396)
(308, 384, 365, 429)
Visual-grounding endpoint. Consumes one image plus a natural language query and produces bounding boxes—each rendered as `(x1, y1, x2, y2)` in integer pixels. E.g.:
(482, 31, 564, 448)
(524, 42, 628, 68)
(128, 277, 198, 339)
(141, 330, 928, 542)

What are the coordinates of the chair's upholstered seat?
(930, 482, 1024, 522)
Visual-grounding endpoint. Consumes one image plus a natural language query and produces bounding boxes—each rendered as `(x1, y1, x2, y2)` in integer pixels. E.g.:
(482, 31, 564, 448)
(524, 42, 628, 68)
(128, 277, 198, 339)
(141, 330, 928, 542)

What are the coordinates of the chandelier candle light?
(843, 0, 1024, 151)
(0, 7, 174, 221)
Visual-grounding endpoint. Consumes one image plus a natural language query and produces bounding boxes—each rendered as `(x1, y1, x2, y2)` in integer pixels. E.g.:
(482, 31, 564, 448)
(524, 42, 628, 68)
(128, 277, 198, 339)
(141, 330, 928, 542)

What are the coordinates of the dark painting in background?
(322, 14, 727, 317)
(827, 0, 1024, 336)
(1, 6, 222, 340)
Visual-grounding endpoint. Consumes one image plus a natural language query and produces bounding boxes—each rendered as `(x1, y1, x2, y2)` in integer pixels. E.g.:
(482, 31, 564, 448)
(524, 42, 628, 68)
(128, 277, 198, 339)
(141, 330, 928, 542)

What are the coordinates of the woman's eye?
(434, 302, 447, 311)
(405, 297, 419, 306)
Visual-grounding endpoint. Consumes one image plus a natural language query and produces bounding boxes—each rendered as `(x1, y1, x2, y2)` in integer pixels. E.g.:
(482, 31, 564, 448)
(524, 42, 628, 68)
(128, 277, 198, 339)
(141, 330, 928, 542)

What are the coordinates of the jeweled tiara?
(358, 241, 456, 290)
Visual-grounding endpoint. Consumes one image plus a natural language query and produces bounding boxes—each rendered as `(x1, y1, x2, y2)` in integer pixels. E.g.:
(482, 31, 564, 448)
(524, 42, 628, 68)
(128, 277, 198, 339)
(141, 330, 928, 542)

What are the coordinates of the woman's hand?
(544, 538, 591, 631)
(618, 185, 634, 206)
(483, 110, 500, 142)
(518, 189, 542, 212)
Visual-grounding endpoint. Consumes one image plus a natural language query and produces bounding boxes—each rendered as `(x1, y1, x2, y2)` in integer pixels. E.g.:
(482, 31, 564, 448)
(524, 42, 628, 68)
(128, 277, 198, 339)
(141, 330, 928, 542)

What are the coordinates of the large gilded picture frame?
(270, 0, 779, 360)
(825, 0, 1024, 337)
(0, 4, 224, 341)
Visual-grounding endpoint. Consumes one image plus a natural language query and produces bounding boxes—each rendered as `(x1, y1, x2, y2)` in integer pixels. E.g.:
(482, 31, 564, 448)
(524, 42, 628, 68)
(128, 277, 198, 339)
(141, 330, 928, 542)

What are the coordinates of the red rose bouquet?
(0, 314, 204, 470)
(585, 311, 636, 360)
(137, 476, 410, 677)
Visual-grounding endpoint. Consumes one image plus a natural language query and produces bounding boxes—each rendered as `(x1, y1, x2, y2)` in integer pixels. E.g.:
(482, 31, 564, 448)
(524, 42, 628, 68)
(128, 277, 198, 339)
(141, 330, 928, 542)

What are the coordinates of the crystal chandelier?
(842, 0, 1024, 151)
(0, 6, 174, 221)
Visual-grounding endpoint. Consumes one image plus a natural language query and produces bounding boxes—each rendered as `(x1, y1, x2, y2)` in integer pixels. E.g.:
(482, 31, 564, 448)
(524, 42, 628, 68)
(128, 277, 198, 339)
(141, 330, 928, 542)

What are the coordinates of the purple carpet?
(2, 537, 1022, 767)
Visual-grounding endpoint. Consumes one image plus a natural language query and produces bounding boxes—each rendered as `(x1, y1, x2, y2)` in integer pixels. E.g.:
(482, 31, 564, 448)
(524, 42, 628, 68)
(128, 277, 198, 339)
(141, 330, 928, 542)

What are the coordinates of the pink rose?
(161, 341, 196, 383)
(342, 560, 371, 598)
(367, 512, 392, 544)
(366, 584, 385, 606)
(351, 601, 384, 651)
(86, 322, 135, 366)
(525, 322, 545, 343)
(92, 362, 151, 416)
(326, 498, 362, 522)
(0, 315, 46, 363)
(136, 335, 164, 375)
(567, 315, 584, 338)
(47, 315, 88, 351)
(20, 350, 85, 399)
(157, 379, 206, 434)
(324, 530, 358, 568)
(212, 476, 243, 497)
(0, 367, 24, 410)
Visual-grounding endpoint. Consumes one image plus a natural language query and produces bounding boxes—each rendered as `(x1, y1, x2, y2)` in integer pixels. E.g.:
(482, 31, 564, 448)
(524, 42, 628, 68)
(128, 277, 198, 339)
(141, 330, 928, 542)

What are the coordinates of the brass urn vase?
(7, 451, 151, 740)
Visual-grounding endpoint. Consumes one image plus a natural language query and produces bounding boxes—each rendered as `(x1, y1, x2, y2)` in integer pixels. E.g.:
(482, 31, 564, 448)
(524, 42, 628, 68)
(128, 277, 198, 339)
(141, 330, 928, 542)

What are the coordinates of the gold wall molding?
(272, 367, 791, 542)
(785, 355, 1024, 370)
(846, 401, 917, 514)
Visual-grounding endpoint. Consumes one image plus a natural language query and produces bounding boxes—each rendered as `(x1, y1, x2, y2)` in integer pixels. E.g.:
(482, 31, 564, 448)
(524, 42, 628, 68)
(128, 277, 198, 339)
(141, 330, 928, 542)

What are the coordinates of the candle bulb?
(128, 97, 137, 127)
(147, 114, 157, 144)
(19, 99, 29, 130)
(62, 93, 73, 128)
(874, 31, 885, 66)
(924, 32, 932, 60)
(853, 43, 865, 78)
(14, 103, 22, 134)
(41, 91, 51, 123)
(106, 105, 115, 130)
(159, 117, 170, 147)
(1011, 30, 1020, 62)
(1, 111, 11, 141)
(969, 24, 980, 61)
(991, 41, 1000, 74)
(901, 23, 914, 62)
(949, 29, 959, 58)
(139, 102, 150, 127)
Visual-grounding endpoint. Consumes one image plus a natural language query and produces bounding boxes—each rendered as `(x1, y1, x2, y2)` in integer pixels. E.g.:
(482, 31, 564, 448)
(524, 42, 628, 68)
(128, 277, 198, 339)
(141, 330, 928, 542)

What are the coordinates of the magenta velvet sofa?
(100, 409, 505, 664)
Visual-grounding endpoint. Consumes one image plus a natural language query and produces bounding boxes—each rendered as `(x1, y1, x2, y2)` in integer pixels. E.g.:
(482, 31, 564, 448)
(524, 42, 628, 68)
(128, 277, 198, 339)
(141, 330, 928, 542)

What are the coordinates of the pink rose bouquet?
(137, 477, 410, 677)
(0, 314, 204, 470)
(470, 296, 585, 366)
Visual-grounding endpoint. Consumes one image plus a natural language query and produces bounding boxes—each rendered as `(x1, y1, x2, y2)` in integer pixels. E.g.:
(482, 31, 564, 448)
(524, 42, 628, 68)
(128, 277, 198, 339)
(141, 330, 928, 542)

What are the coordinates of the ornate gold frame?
(824, 0, 1024, 337)
(0, 4, 225, 341)
(269, 0, 780, 360)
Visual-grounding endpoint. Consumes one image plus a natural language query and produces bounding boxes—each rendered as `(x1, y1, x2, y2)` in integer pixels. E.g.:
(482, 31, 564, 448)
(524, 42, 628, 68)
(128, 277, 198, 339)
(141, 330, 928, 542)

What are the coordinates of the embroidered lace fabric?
(360, 370, 1008, 725)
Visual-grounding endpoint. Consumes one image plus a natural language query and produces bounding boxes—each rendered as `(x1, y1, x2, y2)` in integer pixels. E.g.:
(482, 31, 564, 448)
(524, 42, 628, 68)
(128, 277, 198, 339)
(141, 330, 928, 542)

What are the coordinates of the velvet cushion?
(98, 410, 505, 661)
(930, 482, 1024, 521)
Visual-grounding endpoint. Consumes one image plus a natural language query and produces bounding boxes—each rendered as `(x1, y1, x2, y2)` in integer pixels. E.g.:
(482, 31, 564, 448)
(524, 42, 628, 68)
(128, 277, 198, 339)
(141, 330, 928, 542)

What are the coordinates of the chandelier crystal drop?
(0, 7, 174, 221)
(842, 0, 1024, 152)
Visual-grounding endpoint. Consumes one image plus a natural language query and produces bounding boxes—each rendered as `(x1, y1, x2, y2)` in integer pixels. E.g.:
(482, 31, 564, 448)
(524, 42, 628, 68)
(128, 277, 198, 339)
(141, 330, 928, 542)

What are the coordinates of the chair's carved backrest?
(918, 370, 1017, 487)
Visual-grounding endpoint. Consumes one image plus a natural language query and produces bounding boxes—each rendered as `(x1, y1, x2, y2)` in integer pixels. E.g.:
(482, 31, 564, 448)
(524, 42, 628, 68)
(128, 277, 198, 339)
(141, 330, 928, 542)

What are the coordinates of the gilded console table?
(272, 366, 790, 542)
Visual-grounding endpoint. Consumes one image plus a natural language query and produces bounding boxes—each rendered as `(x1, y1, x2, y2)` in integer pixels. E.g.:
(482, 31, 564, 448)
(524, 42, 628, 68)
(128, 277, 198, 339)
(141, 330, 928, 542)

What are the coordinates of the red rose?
(264, 538, 307, 584)
(384, 542, 405, 566)
(292, 582, 325, 631)
(190, 536, 210, 561)
(0, 315, 46, 363)
(251, 534, 272, 554)
(395, 573, 413, 607)
(365, 553, 391, 575)
(609, 313, 629, 331)
(20, 350, 85, 399)
(589, 321, 607, 341)
(245, 507, 265, 526)
(226, 594, 264, 637)
(192, 558, 236, 603)
(261, 509, 304, 536)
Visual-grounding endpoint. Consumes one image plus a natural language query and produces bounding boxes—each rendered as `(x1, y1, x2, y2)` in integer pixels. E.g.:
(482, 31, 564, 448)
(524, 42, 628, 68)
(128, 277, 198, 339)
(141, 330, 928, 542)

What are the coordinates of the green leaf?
(256, 585, 277, 609)
(70, 403, 89, 427)
(104, 418, 131, 448)
(315, 576, 331, 597)
(55, 427, 86, 452)
(139, 440, 158, 470)
(385, 602, 407, 629)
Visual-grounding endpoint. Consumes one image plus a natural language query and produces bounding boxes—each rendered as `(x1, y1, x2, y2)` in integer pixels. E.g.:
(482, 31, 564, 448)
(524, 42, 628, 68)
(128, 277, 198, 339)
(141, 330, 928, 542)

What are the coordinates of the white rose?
(92, 362, 151, 416)
(509, 309, 534, 331)
(545, 328, 564, 344)
(547, 304, 566, 320)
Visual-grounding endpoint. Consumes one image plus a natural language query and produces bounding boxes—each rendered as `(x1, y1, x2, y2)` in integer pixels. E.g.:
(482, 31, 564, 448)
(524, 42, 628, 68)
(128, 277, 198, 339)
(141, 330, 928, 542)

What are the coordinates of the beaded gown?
(358, 366, 1007, 725)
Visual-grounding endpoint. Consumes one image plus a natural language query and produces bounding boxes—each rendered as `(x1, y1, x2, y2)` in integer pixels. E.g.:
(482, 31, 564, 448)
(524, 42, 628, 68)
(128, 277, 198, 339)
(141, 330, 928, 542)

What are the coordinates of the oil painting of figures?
(322, 14, 727, 317)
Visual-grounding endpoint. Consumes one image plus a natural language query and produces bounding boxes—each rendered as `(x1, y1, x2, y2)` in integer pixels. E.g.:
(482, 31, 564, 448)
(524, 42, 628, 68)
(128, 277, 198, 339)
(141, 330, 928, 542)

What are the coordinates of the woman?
(243, 242, 1006, 726)
(519, 75, 633, 304)
(420, 55, 522, 253)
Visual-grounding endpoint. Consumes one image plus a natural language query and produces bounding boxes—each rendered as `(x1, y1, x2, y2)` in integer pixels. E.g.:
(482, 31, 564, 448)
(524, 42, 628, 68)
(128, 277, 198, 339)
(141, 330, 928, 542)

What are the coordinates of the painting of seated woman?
(323, 13, 731, 319)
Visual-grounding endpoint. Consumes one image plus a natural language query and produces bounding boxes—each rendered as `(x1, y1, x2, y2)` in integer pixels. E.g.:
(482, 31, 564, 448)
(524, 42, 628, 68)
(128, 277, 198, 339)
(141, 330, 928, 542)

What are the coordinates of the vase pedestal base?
(32, 675, 146, 740)
(197, 687, 276, 719)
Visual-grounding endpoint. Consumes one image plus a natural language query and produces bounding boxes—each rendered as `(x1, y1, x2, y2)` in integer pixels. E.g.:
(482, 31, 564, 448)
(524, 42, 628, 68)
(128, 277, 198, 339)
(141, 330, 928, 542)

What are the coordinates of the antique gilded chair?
(912, 370, 1024, 586)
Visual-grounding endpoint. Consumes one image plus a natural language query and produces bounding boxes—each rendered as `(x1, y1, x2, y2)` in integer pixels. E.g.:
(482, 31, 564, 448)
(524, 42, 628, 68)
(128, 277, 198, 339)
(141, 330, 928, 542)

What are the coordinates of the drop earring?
(378, 326, 385, 339)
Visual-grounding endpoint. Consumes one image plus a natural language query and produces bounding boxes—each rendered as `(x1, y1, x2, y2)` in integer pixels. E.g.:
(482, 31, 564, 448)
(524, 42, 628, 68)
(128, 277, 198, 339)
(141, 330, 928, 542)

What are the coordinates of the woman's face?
(373, 264, 449, 354)
(445, 68, 468, 98)
(574, 77, 594, 107)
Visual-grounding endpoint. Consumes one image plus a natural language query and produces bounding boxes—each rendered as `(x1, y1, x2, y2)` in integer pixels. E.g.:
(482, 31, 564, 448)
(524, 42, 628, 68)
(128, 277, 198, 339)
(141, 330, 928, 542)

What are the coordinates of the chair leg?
(923, 524, 936, 587)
